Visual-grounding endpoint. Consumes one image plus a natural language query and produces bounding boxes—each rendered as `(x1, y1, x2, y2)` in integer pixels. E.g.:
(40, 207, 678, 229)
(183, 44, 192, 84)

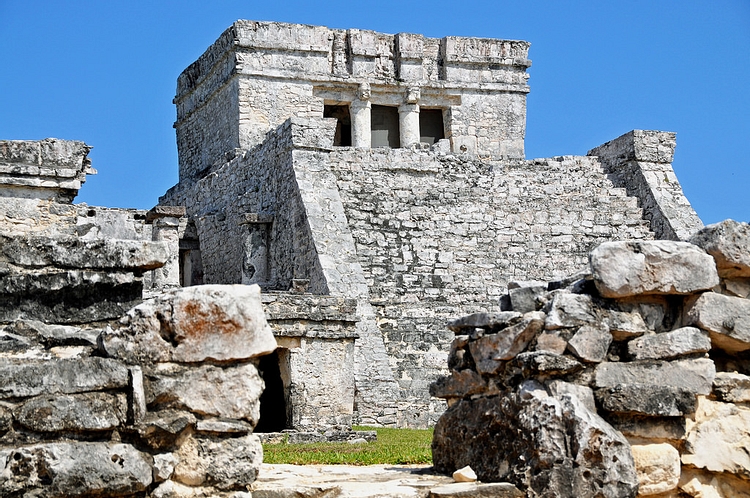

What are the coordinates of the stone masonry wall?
(325, 145, 655, 426)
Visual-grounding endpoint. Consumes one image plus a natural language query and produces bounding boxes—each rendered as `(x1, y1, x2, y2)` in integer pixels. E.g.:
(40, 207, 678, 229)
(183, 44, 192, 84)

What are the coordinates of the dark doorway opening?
(255, 349, 288, 432)
(324, 104, 352, 146)
(371, 105, 400, 148)
(419, 108, 445, 145)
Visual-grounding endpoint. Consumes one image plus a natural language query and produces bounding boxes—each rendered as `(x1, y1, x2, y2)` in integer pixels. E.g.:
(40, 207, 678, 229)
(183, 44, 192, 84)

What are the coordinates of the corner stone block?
(102, 284, 277, 363)
(689, 219, 750, 278)
(590, 240, 719, 298)
(686, 291, 750, 353)
(0, 442, 152, 496)
(631, 443, 681, 496)
(0, 357, 129, 398)
(594, 358, 715, 395)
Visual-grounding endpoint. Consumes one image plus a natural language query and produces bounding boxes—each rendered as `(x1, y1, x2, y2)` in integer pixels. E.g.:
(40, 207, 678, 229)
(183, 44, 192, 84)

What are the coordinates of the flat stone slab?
(627, 327, 711, 361)
(594, 358, 715, 395)
(251, 464, 522, 498)
(590, 241, 719, 297)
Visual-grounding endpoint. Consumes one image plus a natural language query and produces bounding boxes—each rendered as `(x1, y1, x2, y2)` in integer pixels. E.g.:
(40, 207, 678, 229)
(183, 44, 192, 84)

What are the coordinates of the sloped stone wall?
(431, 220, 750, 497)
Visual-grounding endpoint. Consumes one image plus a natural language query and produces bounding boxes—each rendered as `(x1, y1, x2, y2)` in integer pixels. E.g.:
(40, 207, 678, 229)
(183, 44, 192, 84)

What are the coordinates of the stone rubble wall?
(174, 21, 531, 179)
(431, 219, 750, 497)
(325, 143, 656, 427)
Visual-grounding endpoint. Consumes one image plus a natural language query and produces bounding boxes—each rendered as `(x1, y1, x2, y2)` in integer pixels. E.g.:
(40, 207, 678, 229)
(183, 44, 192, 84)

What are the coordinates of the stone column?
(351, 83, 372, 149)
(399, 86, 421, 148)
(399, 103, 420, 148)
(240, 213, 273, 286)
(146, 206, 186, 290)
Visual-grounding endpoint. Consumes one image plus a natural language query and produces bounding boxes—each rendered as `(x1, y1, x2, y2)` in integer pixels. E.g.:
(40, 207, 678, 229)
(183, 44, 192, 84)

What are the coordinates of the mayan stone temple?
(2, 19, 750, 498)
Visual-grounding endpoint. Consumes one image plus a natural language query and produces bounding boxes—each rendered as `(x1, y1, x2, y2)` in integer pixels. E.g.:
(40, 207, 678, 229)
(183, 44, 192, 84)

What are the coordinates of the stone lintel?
(240, 212, 274, 225)
(146, 205, 186, 223)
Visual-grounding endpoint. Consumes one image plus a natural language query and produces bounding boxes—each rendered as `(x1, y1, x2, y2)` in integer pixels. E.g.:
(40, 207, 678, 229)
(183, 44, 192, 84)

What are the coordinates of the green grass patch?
(261, 426, 434, 465)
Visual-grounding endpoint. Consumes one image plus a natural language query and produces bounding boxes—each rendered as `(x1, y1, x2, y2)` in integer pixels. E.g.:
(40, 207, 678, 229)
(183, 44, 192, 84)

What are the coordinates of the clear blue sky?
(1, 1, 748, 224)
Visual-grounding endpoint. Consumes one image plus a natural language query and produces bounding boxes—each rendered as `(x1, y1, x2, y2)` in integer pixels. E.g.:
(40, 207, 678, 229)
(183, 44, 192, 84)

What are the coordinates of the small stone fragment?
(566, 323, 612, 363)
(533, 331, 568, 354)
(686, 291, 750, 352)
(724, 277, 750, 298)
(452, 465, 477, 482)
(590, 240, 719, 297)
(546, 380, 596, 412)
(602, 309, 648, 340)
(447, 312, 522, 333)
(627, 327, 710, 361)
(689, 219, 750, 278)
(631, 443, 681, 496)
(713, 371, 750, 403)
(172, 434, 263, 490)
(153, 453, 179, 483)
(513, 351, 583, 377)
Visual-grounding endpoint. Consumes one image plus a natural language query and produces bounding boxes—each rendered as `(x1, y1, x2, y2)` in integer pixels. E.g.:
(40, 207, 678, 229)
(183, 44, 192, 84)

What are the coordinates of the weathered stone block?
(10, 319, 100, 346)
(544, 292, 597, 330)
(102, 284, 277, 363)
(686, 291, 750, 353)
(468, 311, 544, 373)
(566, 323, 611, 363)
(590, 240, 719, 297)
(0, 442, 152, 496)
(146, 363, 263, 424)
(512, 351, 583, 378)
(607, 414, 687, 442)
(430, 369, 488, 399)
(594, 358, 715, 395)
(602, 309, 648, 341)
(682, 397, 750, 480)
(545, 380, 596, 412)
(0, 357, 129, 398)
(713, 371, 750, 403)
(428, 482, 523, 497)
(596, 384, 696, 416)
(172, 434, 263, 490)
(627, 327, 711, 361)
(631, 443, 681, 496)
(508, 281, 547, 313)
(689, 219, 750, 278)
(432, 383, 638, 497)
(447, 311, 522, 333)
(15, 392, 127, 432)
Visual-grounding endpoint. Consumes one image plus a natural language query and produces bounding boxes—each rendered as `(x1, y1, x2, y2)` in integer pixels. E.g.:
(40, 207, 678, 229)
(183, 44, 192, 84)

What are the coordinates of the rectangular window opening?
(324, 104, 352, 146)
(419, 108, 445, 145)
(371, 105, 400, 148)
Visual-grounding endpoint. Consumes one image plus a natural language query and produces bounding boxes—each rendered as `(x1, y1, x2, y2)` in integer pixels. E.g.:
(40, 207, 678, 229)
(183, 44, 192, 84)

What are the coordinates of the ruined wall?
(431, 220, 750, 497)
(325, 145, 655, 425)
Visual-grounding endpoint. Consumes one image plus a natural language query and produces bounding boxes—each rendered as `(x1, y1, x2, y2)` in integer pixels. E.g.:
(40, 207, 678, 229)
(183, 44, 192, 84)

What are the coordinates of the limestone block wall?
(161, 119, 332, 292)
(325, 146, 655, 425)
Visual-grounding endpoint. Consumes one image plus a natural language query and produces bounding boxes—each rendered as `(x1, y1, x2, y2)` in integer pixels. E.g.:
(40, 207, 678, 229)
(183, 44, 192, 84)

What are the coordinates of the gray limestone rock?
(15, 392, 127, 432)
(0, 234, 169, 270)
(512, 351, 584, 378)
(468, 311, 545, 373)
(627, 327, 710, 360)
(713, 372, 750, 403)
(607, 414, 688, 442)
(725, 277, 750, 298)
(0, 442, 152, 496)
(595, 384, 697, 416)
(0, 357, 129, 398)
(686, 291, 750, 352)
(546, 380, 597, 412)
(447, 311, 522, 333)
(430, 369, 489, 399)
(602, 309, 648, 341)
(10, 319, 100, 346)
(689, 219, 750, 278)
(508, 281, 547, 313)
(544, 292, 597, 330)
(102, 284, 277, 364)
(432, 384, 637, 497)
(566, 323, 612, 363)
(172, 434, 263, 490)
(429, 482, 523, 497)
(146, 363, 263, 424)
(135, 410, 197, 450)
(590, 240, 719, 297)
(594, 358, 715, 395)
